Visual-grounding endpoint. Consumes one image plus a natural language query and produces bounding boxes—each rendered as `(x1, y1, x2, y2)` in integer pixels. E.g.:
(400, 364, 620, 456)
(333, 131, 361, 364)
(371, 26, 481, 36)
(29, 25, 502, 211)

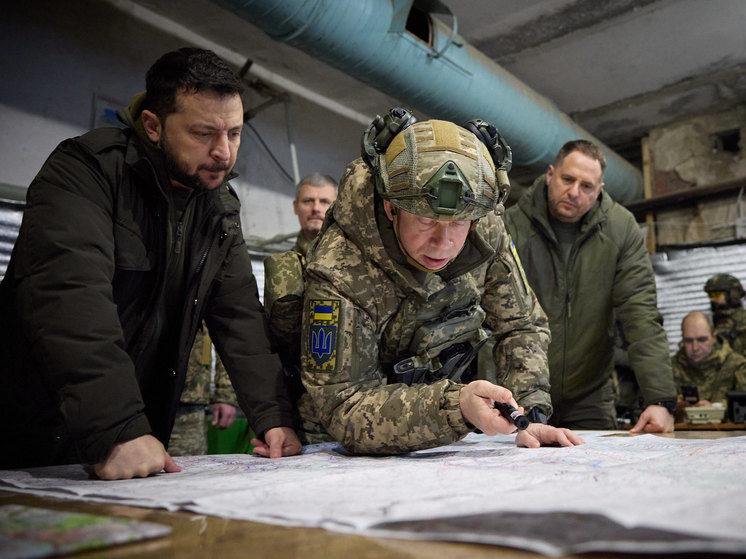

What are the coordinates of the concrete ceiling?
(122, 0, 746, 177)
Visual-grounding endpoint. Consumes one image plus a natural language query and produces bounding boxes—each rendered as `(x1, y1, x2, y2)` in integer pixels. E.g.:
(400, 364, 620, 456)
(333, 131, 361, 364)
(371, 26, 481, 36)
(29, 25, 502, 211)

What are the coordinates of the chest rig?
(380, 273, 490, 386)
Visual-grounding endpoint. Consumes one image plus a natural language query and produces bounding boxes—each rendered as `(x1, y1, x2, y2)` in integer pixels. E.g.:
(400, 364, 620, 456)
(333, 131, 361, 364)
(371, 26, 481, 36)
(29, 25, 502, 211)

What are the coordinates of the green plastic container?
(206, 418, 254, 454)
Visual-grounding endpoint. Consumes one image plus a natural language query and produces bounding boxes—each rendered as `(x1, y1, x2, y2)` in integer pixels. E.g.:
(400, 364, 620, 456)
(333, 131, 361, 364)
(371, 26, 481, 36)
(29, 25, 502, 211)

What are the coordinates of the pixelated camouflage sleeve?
(480, 218, 553, 416)
(181, 329, 212, 405)
(301, 269, 471, 455)
(213, 353, 238, 406)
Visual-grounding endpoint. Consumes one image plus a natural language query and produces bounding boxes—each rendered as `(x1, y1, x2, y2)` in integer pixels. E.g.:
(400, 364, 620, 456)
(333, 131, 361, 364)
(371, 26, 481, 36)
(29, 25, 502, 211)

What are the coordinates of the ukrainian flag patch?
(510, 240, 530, 292)
(308, 299, 340, 370)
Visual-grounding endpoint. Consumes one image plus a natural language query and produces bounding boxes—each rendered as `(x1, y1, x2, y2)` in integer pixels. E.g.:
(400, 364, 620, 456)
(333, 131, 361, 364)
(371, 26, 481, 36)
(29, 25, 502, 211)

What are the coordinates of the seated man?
(672, 311, 746, 420)
(299, 109, 584, 453)
(704, 274, 746, 355)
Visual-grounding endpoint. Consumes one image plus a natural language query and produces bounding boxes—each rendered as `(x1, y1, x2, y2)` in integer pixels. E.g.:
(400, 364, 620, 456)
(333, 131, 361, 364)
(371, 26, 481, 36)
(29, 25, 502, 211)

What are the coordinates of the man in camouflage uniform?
(672, 311, 746, 420)
(169, 324, 239, 456)
(299, 110, 584, 453)
(264, 174, 338, 405)
(291, 173, 338, 257)
(704, 274, 746, 355)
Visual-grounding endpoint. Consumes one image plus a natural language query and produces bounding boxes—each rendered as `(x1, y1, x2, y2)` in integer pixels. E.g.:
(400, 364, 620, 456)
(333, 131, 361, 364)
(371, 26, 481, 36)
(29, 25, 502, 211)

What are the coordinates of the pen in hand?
(494, 401, 530, 430)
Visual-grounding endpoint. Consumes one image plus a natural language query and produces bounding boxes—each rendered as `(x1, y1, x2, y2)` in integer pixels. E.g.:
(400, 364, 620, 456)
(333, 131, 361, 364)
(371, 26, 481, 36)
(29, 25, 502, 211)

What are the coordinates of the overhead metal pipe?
(212, 0, 644, 202)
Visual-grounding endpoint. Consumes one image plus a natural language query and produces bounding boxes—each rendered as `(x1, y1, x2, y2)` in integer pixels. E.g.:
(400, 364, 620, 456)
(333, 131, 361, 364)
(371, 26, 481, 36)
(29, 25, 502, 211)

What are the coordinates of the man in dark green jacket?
(0, 48, 300, 479)
(504, 140, 676, 432)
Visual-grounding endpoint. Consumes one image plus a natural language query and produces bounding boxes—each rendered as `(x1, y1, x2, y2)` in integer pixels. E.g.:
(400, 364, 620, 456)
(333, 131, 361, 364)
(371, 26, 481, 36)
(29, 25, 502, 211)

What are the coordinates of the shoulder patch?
(307, 299, 341, 370)
(510, 240, 530, 293)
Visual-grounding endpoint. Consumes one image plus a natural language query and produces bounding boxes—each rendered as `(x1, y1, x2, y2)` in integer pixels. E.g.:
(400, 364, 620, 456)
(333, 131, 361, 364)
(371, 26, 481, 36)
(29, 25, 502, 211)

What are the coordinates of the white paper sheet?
(1, 432, 744, 556)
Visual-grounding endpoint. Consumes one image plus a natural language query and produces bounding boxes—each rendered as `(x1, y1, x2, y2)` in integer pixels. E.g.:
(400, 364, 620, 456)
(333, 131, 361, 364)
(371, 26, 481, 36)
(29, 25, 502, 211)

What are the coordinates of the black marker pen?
(493, 401, 529, 430)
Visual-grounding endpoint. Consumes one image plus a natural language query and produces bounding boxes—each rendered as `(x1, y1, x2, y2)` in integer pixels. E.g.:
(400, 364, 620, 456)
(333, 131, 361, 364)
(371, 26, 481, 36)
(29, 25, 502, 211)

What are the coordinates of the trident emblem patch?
(308, 299, 340, 369)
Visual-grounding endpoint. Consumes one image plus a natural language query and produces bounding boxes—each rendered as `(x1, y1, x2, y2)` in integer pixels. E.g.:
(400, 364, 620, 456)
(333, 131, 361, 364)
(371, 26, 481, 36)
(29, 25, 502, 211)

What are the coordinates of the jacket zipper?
(178, 210, 235, 358)
(174, 220, 184, 254)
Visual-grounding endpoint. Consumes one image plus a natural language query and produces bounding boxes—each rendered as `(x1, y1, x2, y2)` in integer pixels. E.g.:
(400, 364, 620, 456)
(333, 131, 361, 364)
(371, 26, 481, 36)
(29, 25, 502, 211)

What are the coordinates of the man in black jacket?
(0, 48, 301, 479)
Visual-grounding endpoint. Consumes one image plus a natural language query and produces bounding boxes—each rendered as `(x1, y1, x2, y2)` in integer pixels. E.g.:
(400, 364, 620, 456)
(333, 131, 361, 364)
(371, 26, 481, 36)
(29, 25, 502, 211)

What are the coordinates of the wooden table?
(2, 430, 744, 559)
(674, 421, 745, 430)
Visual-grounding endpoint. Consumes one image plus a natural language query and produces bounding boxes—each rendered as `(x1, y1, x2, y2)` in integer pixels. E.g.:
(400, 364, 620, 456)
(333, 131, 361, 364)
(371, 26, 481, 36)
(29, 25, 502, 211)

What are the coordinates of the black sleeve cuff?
(527, 407, 548, 425)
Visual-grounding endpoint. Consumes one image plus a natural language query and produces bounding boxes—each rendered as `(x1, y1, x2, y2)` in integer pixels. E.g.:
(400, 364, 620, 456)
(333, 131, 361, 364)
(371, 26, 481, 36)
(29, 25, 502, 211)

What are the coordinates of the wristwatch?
(652, 400, 676, 415)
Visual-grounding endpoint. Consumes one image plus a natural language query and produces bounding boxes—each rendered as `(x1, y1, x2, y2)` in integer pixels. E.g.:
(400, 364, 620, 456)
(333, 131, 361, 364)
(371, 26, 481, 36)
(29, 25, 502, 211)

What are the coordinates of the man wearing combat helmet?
(299, 108, 584, 453)
(704, 274, 746, 355)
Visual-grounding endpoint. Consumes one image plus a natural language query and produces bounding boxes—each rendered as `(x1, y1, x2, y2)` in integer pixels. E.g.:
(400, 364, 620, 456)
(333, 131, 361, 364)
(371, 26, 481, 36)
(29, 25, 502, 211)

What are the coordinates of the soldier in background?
(704, 274, 746, 355)
(298, 109, 584, 453)
(291, 173, 338, 257)
(671, 311, 746, 421)
(264, 174, 338, 411)
(169, 324, 239, 456)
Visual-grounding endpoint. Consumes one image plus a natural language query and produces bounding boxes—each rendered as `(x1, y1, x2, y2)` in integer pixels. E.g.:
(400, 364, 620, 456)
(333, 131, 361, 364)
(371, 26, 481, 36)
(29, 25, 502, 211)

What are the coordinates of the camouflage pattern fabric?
(292, 232, 313, 258)
(712, 307, 746, 356)
(376, 120, 498, 221)
(169, 326, 237, 454)
(179, 327, 237, 405)
(168, 404, 207, 456)
(264, 250, 305, 369)
(672, 336, 746, 405)
(299, 159, 552, 455)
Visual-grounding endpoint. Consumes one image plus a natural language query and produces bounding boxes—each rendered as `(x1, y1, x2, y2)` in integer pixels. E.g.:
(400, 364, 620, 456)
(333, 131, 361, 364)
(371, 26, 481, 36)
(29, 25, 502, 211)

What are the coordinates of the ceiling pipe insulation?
(213, 0, 644, 202)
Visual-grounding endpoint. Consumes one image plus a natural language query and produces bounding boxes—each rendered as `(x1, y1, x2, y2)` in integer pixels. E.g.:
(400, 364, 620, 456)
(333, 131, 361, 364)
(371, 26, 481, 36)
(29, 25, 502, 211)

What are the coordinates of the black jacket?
(0, 108, 293, 467)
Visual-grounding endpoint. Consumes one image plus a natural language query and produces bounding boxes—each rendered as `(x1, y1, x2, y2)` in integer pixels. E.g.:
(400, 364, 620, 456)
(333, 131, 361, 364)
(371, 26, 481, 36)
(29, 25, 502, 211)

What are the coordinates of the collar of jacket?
(518, 174, 612, 245)
(330, 158, 495, 299)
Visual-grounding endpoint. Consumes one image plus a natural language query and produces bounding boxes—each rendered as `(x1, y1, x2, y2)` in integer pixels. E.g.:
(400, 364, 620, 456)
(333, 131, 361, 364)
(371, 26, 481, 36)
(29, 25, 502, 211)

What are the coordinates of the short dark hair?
(295, 172, 338, 200)
(144, 47, 244, 119)
(554, 139, 607, 177)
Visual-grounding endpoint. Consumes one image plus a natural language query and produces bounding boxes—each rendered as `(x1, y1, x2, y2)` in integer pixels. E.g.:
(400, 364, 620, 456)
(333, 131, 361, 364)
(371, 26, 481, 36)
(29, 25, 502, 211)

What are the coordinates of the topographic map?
(1, 432, 744, 556)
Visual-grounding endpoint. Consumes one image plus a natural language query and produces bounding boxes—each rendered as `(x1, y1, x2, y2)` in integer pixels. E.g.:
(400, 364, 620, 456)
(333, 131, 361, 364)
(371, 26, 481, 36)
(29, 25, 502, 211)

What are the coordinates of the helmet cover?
(376, 120, 498, 221)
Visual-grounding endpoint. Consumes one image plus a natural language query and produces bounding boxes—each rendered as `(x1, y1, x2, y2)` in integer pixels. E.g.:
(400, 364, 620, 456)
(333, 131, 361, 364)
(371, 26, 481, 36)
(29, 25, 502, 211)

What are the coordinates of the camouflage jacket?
(300, 159, 552, 455)
(264, 249, 305, 375)
(264, 233, 315, 354)
(672, 336, 746, 405)
(712, 307, 746, 356)
(180, 326, 237, 406)
(292, 232, 313, 258)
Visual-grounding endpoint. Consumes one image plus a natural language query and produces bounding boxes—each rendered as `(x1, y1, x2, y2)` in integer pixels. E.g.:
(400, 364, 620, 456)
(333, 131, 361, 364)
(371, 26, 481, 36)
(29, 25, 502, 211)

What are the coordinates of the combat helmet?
(704, 273, 745, 307)
(361, 107, 512, 220)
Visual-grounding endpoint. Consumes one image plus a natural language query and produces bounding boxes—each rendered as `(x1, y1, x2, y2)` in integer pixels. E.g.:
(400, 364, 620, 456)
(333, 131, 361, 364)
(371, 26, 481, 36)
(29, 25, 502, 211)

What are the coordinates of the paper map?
(0, 504, 170, 559)
(1, 432, 744, 556)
